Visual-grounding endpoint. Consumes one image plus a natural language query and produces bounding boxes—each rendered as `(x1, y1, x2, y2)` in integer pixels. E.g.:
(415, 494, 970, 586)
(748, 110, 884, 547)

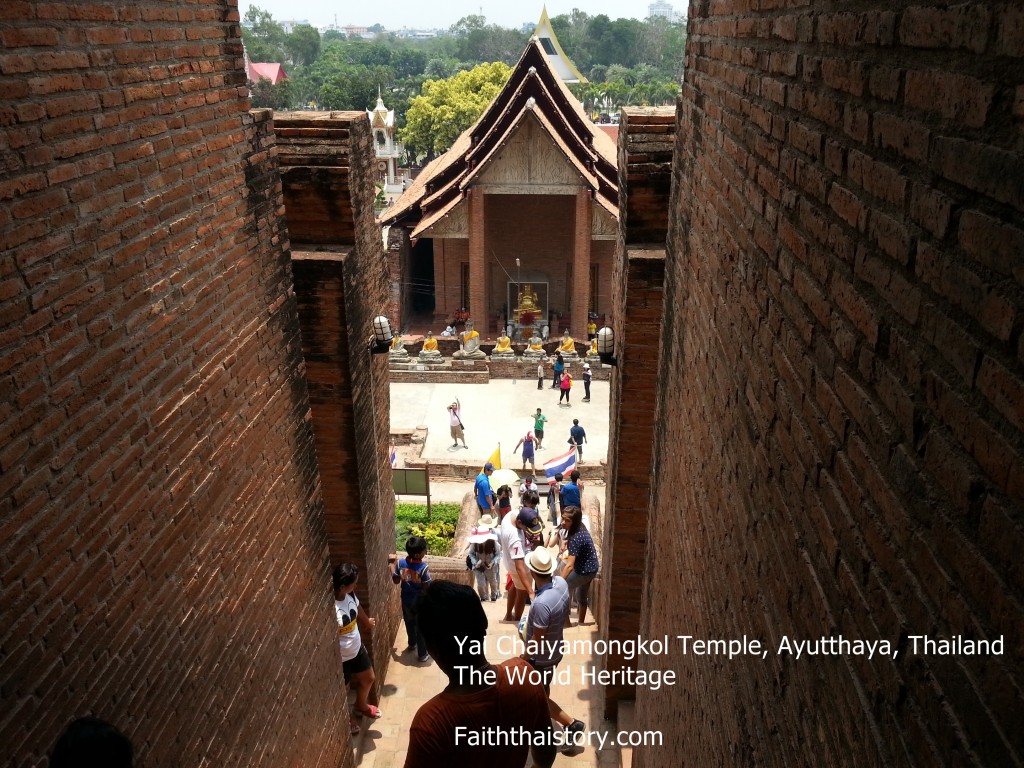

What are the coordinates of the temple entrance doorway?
(409, 238, 434, 316)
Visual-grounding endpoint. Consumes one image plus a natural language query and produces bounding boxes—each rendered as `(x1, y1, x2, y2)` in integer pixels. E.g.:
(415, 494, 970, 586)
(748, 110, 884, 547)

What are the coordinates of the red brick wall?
(637, 2, 1024, 766)
(0, 5, 347, 766)
(278, 114, 400, 687)
(435, 237, 470, 320)
(600, 107, 673, 718)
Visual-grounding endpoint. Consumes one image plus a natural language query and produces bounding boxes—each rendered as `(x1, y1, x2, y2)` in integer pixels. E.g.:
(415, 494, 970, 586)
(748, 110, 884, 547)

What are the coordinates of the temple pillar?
(572, 188, 592, 339)
(468, 186, 487, 327)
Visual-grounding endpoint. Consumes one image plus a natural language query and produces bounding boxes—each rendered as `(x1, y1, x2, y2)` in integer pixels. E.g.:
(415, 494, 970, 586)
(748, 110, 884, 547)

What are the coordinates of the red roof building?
(246, 62, 287, 85)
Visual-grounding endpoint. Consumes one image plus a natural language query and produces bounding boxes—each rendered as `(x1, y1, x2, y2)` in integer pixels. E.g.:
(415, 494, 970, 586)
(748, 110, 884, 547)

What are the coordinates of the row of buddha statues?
(388, 318, 598, 364)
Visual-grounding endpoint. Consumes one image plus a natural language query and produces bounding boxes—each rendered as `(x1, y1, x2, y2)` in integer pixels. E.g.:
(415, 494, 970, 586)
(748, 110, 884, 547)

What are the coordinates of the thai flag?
(543, 447, 576, 478)
(389, 445, 397, 468)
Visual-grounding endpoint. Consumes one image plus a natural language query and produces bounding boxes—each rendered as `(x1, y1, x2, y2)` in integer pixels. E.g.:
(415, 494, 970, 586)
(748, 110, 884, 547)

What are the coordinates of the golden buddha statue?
(515, 284, 541, 323)
(422, 333, 438, 351)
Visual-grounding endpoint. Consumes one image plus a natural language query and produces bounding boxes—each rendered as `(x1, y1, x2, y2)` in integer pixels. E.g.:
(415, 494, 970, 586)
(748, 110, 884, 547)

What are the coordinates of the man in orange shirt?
(404, 582, 556, 768)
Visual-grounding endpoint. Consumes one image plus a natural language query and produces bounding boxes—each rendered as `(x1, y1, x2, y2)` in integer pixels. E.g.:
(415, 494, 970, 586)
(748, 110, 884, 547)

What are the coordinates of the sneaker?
(404, 643, 416, 653)
(452, 442, 458, 447)
(418, 653, 431, 663)
(561, 720, 586, 754)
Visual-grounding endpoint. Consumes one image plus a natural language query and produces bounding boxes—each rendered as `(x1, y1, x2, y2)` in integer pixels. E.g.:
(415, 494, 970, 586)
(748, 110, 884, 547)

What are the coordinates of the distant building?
(246, 61, 288, 85)
(278, 19, 310, 33)
(366, 93, 410, 201)
(533, 5, 587, 83)
(648, 1, 673, 19)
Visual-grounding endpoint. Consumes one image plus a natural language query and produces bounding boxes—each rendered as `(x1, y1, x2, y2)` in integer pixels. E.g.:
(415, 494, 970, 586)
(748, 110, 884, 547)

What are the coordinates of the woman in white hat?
(466, 521, 501, 601)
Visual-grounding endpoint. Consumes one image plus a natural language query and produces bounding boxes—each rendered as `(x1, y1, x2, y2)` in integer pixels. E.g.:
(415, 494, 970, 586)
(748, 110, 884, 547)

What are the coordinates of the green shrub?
(395, 502, 461, 557)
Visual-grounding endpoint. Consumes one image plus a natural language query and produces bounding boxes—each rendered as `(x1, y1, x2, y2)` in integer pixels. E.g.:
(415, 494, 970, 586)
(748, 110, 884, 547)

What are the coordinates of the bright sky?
(239, 0, 676, 30)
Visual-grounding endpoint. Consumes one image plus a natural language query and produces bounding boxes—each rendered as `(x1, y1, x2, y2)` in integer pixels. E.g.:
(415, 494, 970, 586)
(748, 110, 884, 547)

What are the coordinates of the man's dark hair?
(332, 562, 358, 592)
(570, 470, 581, 482)
(555, 472, 563, 481)
(51, 717, 133, 768)
(524, 490, 541, 507)
(572, 419, 579, 425)
(406, 535, 428, 557)
(417, 581, 487, 661)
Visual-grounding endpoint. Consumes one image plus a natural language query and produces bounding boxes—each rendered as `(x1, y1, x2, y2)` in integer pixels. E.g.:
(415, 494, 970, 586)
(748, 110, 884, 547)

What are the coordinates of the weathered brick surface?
(0, 4, 348, 766)
(636, 2, 1024, 766)
(599, 108, 673, 719)
(281, 113, 401, 690)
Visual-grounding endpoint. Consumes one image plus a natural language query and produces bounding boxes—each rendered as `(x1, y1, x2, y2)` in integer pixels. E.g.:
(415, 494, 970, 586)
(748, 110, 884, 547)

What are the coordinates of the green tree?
(284, 24, 321, 68)
(242, 6, 286, 62)
(250, 77, 290, 110)
(317, 64, 393, 110)
(450, 15, 528, 66)
(400, 61, 512, 159)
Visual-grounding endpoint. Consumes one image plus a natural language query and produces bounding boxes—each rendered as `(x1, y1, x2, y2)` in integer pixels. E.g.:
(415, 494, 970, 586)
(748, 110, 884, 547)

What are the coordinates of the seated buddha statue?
(585, 336, 600, 360)
(523, 331, 545, 359)
(557, 330, 578, 358)
(389, 334, 409, 360)
(453, 319, 486, 360)
(419, 331, 443, 363)
(491, 332, 515, 359)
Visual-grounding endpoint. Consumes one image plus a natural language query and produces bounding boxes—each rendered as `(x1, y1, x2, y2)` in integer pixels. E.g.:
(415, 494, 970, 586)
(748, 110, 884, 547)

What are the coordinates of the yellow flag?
(484, 444, 501, 471)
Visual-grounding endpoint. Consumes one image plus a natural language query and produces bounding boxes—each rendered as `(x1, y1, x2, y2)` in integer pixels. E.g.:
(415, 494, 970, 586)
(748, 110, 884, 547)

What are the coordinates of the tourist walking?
(568, 419, 587, 460)
(559, 505, 600, 627)
(391, 536, 432, 662)
(513, 430, 537, 471)
(559, 370, 572, 405)
(474, 462, 495, 515)
(523, 548, 586, 753)
(403, 582, 556, 768)
(466, 524, 501, 601)
(560, 469, 583, 510)
(333, 563, 382, 733)
(447, 398, 467, 449)
(552, 354, 564, 388)
(537, 360, 545, 390)
(582, 363, 592, 402)
(498, 505, 534, 622)
(533, 407, 548, 449)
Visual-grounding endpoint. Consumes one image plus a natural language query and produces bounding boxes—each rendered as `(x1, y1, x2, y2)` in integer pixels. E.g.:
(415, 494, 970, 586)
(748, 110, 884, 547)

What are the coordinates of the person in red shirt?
(404, 581, 556, 768)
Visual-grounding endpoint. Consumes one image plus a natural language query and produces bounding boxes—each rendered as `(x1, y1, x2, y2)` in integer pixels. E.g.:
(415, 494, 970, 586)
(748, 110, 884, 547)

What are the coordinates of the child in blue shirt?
(391, 536, 431, 661)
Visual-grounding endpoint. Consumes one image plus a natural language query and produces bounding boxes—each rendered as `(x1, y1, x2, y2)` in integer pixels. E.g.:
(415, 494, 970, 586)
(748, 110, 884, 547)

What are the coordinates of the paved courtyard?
(390, 375, 610, 473)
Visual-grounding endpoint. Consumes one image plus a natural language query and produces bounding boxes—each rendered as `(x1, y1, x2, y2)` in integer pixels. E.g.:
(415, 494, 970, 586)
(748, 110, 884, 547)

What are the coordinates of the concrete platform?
(389, 378, 610, 479)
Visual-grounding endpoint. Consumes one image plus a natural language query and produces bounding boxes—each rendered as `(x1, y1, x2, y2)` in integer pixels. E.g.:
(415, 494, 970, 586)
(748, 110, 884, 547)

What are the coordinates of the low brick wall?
(388, 358, 611, 382)
(389, 367, 491, 384)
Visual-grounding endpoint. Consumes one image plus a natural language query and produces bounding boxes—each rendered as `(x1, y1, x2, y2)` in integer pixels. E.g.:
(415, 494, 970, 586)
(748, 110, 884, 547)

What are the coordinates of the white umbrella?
(489, 468, 522, 489)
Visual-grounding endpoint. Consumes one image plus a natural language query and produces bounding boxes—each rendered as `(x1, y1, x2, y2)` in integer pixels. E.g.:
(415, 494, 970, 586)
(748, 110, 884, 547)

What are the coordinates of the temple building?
(381, 30, 617, 339)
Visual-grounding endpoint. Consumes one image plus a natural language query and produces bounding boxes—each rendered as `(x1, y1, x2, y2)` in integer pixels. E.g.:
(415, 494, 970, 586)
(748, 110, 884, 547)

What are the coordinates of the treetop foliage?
(242, 7, 685, 156)
(400, 62, 512, 160)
